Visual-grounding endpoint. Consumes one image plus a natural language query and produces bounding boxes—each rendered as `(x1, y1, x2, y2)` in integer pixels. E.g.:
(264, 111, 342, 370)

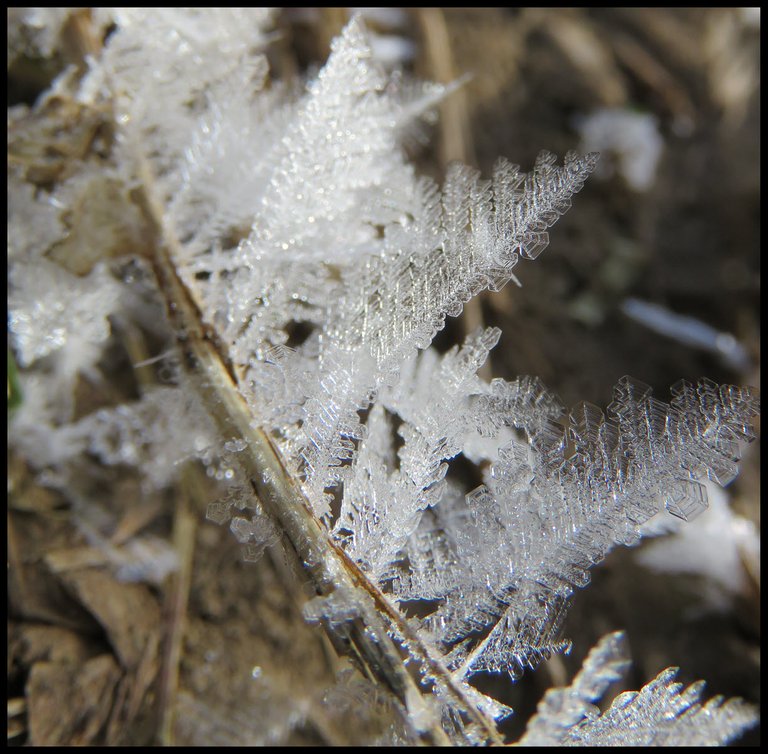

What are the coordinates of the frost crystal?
(520, 632, 757, 746)
(576, 107, 663, 191)
(8, 260, 124, 399)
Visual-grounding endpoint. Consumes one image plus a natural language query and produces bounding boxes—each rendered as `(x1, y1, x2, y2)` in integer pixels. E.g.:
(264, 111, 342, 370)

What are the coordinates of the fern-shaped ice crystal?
(520, 632, 757, 746)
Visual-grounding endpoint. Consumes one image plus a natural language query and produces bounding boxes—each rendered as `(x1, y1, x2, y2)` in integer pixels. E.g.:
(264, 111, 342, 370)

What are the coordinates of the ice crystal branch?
(420, 375, 760, 680)
(519, 631, 756, 746)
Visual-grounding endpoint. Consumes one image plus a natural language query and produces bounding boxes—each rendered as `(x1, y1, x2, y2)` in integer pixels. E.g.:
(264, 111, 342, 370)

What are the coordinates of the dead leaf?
(26, 655, 121, 745)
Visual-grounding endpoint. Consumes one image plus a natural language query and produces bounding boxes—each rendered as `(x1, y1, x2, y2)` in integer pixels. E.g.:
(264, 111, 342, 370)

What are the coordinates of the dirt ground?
(7, 8, 760, 746)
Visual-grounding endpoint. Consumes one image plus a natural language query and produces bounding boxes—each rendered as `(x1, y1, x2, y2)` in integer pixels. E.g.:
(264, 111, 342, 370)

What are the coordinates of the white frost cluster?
(9, 260, 123, 383)
(636, 480, 760, 610)
(576, 107, 663, 192)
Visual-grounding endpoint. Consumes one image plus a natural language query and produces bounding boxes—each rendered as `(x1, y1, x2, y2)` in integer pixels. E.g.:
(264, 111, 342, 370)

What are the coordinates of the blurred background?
(8, 7, 760, 745)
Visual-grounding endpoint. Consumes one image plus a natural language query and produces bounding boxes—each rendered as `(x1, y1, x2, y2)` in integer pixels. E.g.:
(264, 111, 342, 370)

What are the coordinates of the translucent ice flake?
(302, 587, 362, 629)
(206, 501, 234, 526)
(213, 491, 278, 563)
(664, 477, 707, 521)
(565, 669, 757, 746)
(520, 631, 629, 744)
(224, 438, 248, 453)
(415, 375, 757, 681)
(520, 631, 757, 746)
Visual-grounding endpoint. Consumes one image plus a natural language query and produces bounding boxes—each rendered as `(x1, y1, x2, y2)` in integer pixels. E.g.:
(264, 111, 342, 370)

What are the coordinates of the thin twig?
(109, 312, 200, 745)
(157, 467, 199, 745)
